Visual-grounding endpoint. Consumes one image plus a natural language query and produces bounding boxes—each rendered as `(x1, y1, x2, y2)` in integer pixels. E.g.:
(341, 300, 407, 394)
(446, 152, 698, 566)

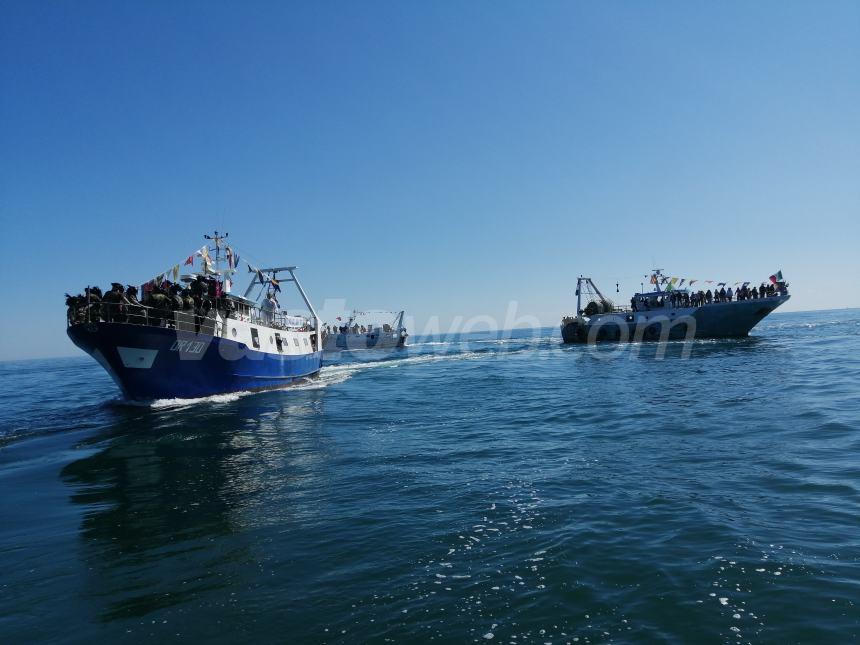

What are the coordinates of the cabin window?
(303, 338, 309, 346)
(269, 335, 274, 345)
(275, 333, 283, 352)
(251, 328, 260, 349)
(293, 338, 300, 347)
(231, 328, 237, 337)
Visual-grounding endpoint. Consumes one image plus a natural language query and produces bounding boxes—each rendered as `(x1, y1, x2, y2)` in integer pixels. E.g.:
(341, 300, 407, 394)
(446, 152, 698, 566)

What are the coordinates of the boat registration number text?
(170, 340, 207, 354)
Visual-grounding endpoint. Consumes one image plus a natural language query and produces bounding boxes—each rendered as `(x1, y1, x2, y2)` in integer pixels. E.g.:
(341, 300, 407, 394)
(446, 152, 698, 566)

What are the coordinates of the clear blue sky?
(1, 1, 858, 359)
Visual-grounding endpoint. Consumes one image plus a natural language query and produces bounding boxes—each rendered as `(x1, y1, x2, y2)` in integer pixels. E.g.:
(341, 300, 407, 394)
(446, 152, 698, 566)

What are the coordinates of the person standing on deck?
(261, 292, 277, 324)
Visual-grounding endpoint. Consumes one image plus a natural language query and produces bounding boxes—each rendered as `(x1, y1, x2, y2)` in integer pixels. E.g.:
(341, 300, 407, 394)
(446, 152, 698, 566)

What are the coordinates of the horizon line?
(2, 306, 857, 364)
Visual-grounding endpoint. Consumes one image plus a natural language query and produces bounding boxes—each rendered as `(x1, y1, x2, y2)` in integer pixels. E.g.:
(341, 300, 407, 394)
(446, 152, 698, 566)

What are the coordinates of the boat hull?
(323, 330, 407, 352)
(68, 322, 323, 400)
(561, 295, 790, 344)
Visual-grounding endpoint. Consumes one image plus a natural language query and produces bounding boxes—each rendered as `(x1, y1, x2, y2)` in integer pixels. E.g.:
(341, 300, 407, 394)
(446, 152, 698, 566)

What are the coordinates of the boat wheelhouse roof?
(225, 293, 257, 307)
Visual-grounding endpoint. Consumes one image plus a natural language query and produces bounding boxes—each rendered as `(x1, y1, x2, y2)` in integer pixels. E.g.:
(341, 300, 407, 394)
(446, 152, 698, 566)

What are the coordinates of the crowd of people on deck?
(66, 277, 314, 336)
(325, 322, 395, 335)
(66, 276, 234, 328)
(630, 281, 787, 312)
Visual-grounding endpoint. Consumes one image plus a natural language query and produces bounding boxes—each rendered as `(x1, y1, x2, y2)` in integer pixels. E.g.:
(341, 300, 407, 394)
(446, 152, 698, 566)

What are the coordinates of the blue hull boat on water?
(562, 269, 790, 344)
(68, 323, 322, 400)
(66, 232, 323, 400)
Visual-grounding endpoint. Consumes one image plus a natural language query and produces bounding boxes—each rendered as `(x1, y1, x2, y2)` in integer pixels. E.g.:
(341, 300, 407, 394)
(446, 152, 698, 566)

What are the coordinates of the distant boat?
(323, 310, 408, 352)
(66, 232, 323, 399)
(561, 269, 790, 344)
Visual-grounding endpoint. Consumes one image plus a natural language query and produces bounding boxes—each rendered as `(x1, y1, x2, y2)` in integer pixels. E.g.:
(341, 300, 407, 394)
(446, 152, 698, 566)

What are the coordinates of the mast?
(651, 268, 663, 293)
(204, 230, 229, 274)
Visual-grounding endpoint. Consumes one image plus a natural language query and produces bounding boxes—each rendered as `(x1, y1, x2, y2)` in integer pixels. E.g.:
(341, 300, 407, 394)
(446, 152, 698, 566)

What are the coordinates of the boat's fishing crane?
(575, 276, 615, 317)
(243, 265, 322, 345)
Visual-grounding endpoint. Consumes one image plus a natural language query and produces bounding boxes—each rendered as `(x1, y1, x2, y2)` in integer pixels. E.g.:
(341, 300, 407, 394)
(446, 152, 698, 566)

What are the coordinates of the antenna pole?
(576, 276, 583, 317)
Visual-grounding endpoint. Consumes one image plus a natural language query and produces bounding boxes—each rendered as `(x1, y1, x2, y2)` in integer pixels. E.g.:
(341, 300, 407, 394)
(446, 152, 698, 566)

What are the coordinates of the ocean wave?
(1, 309, 860, 643)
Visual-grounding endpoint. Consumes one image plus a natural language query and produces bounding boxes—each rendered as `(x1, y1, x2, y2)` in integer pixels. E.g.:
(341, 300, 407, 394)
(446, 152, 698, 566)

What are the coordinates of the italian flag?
(769, 270, 783, 284)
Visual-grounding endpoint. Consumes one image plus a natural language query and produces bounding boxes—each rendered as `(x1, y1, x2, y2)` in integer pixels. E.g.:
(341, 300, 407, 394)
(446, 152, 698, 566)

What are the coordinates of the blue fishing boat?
(66, 232, 323, 400)
(561, 269, 790, 344)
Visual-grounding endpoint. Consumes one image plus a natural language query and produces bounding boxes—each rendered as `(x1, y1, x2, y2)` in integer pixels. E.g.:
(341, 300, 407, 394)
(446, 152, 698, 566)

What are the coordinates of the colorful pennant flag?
(270, 277, 281, 293)
(184, 255, 194, 266)
(250, 264, 266, 285)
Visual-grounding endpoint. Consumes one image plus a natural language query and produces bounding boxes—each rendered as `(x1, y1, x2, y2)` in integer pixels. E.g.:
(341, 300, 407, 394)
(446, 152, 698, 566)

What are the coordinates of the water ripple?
(0, 310, 859, 641)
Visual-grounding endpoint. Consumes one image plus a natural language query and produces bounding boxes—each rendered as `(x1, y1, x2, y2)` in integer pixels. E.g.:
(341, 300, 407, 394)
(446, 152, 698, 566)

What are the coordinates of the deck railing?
(68, 300, 311, 334)
(580, 290, 789, 316)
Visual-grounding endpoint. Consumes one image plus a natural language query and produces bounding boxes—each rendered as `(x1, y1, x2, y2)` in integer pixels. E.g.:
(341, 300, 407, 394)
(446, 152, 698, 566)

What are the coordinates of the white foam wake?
(145, 390, 254, 409)
(124, 346, 500, 408)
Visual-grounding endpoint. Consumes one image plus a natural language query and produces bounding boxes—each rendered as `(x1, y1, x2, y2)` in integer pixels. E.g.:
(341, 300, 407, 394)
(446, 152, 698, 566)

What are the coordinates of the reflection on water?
(60, 390, 332, 623)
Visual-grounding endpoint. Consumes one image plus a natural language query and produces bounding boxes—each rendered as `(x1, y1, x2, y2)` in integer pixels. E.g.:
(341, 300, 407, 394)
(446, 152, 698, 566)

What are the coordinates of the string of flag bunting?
(650, 270, 784, 291)
(144, 244, 242, 291)
(140, 243, 296, 306)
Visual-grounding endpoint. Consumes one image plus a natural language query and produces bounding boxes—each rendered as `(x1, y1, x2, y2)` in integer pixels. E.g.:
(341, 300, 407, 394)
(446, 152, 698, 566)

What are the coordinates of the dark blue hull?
(561, 295, 790, 344)
(68, 322, 323, 400)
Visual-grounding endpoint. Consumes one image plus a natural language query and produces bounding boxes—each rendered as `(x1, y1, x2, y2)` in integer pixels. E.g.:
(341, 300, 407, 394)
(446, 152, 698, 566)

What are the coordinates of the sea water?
(0, 309, 858, 641)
